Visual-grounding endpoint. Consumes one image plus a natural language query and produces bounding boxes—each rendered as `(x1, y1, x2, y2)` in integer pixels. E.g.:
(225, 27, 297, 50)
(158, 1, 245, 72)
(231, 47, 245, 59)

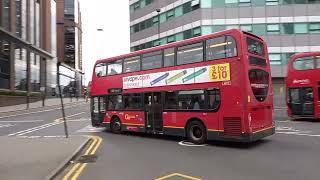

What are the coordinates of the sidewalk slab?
(0, 136, 89, 180)
(0, 98, 85, 113)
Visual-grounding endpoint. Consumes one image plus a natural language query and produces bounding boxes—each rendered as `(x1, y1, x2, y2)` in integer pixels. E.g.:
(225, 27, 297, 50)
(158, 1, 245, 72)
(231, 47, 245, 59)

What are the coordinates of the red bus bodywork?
(286, 52, 320, 120)
(90, 29, 274, 143)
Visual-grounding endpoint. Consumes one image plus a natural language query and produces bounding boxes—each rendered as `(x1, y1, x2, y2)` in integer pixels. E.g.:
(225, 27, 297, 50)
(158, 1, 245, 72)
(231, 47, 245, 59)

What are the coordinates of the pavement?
(1, 101, 320, 180)
(0, 136, 89, 180)
(0, 97, 85, 113)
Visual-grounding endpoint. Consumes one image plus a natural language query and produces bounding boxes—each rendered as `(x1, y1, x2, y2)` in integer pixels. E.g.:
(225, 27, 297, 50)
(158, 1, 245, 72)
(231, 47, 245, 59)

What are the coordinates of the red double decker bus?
(286, 52, 320, 120)
(90, 29, 274, 144)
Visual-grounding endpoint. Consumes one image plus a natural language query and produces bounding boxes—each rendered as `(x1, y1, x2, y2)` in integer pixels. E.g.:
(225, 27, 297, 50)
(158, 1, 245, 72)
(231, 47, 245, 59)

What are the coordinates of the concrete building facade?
(129, 0, 320, 107)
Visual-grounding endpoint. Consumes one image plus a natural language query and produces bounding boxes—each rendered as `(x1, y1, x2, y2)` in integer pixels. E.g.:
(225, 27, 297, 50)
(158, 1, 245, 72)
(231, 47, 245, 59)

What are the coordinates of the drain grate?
(77, 155, 98, 163)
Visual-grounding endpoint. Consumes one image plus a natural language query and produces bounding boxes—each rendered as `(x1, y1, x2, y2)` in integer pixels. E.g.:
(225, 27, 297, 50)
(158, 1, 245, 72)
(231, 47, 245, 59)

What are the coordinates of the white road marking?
(0, 103, 85, 119)
(0, 124, 15, 128)
(8, 112, 86, 136)
(178, 140, 207, 147)
(0, 120, 44, 123)
(77, 125, 105, 133)
(277, 132, 320, 137)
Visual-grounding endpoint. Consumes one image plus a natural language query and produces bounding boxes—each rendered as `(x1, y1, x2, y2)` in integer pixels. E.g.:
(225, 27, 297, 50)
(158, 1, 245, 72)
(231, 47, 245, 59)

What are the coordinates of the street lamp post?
(156, 9, 161, 46)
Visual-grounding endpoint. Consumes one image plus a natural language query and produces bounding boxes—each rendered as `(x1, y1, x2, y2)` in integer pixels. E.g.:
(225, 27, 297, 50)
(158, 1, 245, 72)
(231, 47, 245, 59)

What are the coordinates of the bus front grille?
(223, 117, 242, 137)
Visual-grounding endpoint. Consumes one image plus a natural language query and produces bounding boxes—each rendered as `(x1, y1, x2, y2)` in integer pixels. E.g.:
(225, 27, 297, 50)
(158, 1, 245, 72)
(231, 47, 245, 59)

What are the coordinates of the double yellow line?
(62, 136, 103, 180)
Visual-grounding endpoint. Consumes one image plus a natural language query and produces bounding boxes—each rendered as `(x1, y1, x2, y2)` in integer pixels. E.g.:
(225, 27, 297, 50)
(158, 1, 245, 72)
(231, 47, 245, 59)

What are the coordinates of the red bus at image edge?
(286, 52, 320, 120)
(90, 29, 275, 144)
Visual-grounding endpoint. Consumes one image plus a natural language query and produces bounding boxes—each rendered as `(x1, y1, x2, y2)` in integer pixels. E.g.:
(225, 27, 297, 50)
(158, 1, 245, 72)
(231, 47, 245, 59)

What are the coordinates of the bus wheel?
(111, 117, 122, 134)
(187, 121, 207, 144)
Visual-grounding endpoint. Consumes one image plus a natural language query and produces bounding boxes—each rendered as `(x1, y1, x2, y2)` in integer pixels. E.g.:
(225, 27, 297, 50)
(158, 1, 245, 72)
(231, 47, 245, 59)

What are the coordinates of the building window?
(206, 36, 237, 61)
(266, 0, 279, 5)
(164, 48, 175, 67)
(177, 90, 205, 110)
(212, 25, 226, 32)
(123, 93, 142, 110)
(309, 23, 320, 33)
(175, 33, 184, 41)
(177, 42, 203, 65)
(281, 23, 294, 34)
(269, 54, 282, 65)
(141, 51, 162, 70)
(267, 24, 280, 34)
(201, 26, 213, 35)
(316, 56, 320, 68)
(124, 56, 141, 73)
(167, 35, 176, 43)
(240, 24, 253, 32)
(95, 63, 107, 77)
(294, 23, 308, 34)
(293, 57, 314, 70)
(294, 0, 307, 4)
(193, 27, 202, 37)
(226, 25, 239, 30)
(159, 13, 166, 23)
(225, 0, 238, 7)
(1, 0, 11, 31)
(200, 0, 212, 8)
(183, 29, 193, 39)
(175, 6, 183, 17)
(239, 0, 251, 6)
(252, 24, 266, 35)
(107, 60, 122, 75)
(166, 9, 175, 21)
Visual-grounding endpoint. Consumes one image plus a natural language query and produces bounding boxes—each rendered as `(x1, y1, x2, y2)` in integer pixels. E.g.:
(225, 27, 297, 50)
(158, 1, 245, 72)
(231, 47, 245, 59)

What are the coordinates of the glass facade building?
(129, 0, 320, 107)
(0, 0, 57, 99)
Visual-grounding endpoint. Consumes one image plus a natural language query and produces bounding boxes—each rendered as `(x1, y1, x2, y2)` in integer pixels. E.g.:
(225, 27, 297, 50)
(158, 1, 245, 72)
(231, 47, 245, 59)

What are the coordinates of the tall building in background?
(56, 0, 83, 97)
(0, 0, 57, 105)
(129, 0, 320, 107)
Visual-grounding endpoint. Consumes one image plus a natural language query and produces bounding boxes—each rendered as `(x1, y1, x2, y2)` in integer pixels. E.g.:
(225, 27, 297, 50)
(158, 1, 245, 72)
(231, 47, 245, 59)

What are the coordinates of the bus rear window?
(247, 38, 265, 56)
(249, 56, 266, 67)
(248, 69, 269, 102)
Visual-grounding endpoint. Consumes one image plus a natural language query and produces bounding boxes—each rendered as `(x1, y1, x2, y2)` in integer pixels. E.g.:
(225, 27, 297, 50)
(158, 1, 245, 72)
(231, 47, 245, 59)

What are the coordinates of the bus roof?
(289, 52, 320, 63)
(95, 29, 259, 65)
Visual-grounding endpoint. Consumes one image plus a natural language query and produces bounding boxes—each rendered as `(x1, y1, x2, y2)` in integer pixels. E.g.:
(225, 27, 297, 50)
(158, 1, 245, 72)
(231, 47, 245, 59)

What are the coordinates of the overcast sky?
(79, 0, 130, 84)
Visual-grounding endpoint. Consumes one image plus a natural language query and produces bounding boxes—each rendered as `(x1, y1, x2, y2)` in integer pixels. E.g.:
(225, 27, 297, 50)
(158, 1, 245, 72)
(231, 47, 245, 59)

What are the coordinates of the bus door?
(91, 96, 106, 126)
(144, 92, 163, 132)
(289, 87, 314, 116)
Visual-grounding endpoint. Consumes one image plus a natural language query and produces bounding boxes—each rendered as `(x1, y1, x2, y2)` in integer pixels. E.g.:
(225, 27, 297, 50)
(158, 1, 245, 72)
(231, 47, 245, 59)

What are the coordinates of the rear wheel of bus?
(111, 117, 122, 134)
(186, 120, 207, 144)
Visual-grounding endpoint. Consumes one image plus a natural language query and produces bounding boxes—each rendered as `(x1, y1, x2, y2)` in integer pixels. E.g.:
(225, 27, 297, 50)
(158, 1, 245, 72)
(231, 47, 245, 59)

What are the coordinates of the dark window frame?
(107, 59, 123, 76)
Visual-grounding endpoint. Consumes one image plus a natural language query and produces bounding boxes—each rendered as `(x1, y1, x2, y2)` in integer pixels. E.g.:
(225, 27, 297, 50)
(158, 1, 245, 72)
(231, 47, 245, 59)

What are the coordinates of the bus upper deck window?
(247, 38, 264, 56)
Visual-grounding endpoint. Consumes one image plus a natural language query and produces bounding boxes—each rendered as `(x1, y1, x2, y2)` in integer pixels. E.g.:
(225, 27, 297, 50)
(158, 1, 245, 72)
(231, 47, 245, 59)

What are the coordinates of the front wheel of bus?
(187, 121, 207, 144)
(111, 117, 122, 134)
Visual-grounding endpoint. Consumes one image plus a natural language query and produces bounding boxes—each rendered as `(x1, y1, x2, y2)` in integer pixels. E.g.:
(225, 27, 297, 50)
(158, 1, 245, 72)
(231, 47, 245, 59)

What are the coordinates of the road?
(1, 104, 320, 180)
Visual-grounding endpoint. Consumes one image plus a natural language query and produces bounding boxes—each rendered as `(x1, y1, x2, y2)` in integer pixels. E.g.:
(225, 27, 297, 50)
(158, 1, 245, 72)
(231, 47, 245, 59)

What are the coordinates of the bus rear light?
(248, 95, 251, 103)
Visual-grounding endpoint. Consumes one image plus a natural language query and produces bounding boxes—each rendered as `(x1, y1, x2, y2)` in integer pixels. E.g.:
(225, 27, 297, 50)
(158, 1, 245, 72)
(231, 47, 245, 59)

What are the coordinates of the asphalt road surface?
(1, 104, 320, 180)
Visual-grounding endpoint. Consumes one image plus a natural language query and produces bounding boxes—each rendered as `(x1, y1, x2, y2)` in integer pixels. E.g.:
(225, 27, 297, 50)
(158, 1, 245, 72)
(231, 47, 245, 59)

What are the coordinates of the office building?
(0, 0, 57, 106)
(129, 0, 320, 107)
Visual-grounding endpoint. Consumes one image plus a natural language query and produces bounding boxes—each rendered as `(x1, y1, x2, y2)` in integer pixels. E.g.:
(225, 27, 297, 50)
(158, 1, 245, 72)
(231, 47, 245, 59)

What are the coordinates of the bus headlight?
(248, 113, 252, 127)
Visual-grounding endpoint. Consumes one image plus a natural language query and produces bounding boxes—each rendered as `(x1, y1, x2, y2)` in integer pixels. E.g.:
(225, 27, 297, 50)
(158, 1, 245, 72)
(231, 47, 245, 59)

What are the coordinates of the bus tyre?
(186, 121, 207, 144)
(111, 117, 122, 134)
